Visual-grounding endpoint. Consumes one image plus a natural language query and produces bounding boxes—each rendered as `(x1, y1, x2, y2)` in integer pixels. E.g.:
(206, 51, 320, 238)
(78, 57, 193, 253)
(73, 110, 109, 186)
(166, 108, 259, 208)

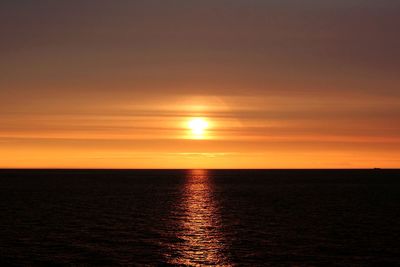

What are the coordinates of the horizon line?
(0, 168, 398, 171)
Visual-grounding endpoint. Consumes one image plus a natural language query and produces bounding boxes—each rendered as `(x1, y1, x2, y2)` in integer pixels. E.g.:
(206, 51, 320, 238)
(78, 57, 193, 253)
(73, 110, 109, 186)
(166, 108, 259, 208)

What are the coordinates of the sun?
(188, 118, 209, 139)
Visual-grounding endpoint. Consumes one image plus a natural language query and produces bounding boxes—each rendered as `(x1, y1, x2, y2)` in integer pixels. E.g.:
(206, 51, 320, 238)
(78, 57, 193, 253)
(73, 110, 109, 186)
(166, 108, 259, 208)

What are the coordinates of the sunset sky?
(1, 1, 399, 168)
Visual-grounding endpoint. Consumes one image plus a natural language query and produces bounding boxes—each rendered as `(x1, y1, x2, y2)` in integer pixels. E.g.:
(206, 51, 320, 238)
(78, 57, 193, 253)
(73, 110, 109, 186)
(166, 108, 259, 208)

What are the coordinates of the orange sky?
(1, 1, 399, 168)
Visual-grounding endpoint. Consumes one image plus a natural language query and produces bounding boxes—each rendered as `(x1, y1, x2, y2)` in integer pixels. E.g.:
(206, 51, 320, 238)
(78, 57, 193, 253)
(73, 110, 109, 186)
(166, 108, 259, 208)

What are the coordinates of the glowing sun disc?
(188, 118, 209, 137)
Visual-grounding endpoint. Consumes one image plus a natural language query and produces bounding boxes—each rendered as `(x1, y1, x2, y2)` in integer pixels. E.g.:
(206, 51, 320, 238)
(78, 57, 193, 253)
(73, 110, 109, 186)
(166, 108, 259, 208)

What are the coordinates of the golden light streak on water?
(167, 169, 231, 266)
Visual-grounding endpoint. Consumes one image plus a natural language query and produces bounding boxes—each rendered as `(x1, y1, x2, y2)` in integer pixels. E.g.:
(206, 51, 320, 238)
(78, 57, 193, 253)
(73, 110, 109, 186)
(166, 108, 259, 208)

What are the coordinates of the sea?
(0, 169, 399, 266)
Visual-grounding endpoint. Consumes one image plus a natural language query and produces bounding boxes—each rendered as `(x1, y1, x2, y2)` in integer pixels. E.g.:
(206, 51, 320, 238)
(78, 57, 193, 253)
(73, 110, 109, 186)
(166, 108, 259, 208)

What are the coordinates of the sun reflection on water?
(167, 169, 230, 266)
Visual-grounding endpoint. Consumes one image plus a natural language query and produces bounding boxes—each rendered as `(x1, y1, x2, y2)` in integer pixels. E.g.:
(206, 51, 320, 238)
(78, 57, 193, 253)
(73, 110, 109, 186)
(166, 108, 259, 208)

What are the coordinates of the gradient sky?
(1, 0, 399, 168)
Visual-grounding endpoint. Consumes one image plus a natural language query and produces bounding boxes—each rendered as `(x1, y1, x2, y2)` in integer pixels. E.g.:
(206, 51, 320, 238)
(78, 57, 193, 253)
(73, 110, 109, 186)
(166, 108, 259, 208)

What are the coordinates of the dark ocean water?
(0, 169, 399, 266)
